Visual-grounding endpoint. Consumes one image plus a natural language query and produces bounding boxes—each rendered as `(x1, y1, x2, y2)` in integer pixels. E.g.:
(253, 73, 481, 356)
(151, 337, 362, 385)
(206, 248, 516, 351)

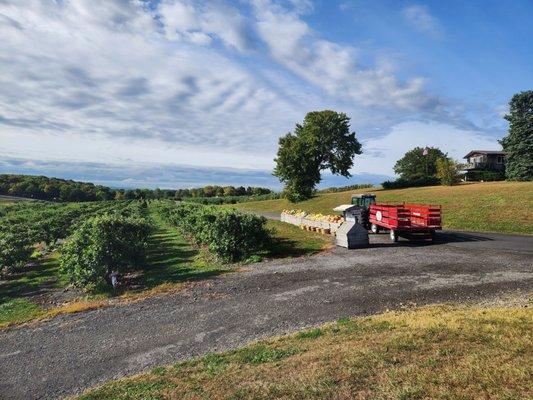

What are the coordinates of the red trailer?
(369, 203, 442, 242)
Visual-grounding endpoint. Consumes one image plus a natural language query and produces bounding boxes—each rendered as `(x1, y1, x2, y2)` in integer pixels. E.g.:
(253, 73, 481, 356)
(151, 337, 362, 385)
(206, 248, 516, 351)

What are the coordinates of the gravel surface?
(1, 231, 532, 400)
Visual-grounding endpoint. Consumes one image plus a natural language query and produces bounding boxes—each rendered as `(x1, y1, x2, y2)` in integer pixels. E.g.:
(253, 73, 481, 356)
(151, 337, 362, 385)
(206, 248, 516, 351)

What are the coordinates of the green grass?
(263, 220, 332, 258)
(77, 304, 533, 400)
(138, 214, 231, 290)
(234, 181, 533, 234)
(0, 298, 43, 324)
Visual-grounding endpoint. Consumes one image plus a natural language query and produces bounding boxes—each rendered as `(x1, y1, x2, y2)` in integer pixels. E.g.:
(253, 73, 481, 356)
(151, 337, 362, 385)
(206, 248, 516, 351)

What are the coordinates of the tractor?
(333, 194, 376, 228)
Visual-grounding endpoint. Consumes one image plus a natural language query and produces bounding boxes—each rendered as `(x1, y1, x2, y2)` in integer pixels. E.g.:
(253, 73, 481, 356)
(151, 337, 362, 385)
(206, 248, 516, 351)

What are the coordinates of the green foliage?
(500, 90, 533, 181)
(317, 183, 373, 193)
(393, 147, 447, 180)
(382, 176, 440, 189)
(182, 192, 280, 205)
(436, 157, 461, 186)
(273, 110, 362, 202)
(155, 202, 270, 262)
(0, 174, 274, 203)
(0, 231, 33, 272)
(465, 170, 505, 182)
(59, 215, 152, 288)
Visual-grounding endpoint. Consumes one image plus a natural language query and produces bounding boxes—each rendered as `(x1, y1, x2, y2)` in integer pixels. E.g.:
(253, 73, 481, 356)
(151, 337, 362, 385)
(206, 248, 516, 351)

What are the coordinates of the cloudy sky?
(1, 0, 531, 188)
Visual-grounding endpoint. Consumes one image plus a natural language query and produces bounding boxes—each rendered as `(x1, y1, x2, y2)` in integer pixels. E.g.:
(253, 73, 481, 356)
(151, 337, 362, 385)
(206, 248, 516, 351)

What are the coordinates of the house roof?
(463, 150, 506, 159)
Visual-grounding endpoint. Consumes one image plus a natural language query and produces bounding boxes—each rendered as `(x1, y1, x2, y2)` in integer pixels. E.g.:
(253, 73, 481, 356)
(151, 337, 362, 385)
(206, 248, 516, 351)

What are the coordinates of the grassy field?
(0, 206, 329, 328)
(265, 220, 332, 258)
(235, 182, 533, 234)
(78, 304, 532, 399)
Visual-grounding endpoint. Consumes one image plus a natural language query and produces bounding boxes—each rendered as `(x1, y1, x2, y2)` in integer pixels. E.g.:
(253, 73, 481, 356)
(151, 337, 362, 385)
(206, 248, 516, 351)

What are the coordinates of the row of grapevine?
(155, 201, 271, 262)
(0, 200, 150, 274)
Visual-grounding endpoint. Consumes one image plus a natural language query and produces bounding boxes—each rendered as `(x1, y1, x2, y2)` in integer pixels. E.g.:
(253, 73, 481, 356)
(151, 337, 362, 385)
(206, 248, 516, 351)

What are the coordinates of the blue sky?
(0, 0, 531, 189)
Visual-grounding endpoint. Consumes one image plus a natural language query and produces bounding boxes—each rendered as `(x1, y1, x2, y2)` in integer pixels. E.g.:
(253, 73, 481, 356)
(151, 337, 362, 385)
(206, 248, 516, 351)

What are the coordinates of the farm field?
(78, 304, 532, 400)
(0, 200, 327, 328)
(234, 181, 533, 234)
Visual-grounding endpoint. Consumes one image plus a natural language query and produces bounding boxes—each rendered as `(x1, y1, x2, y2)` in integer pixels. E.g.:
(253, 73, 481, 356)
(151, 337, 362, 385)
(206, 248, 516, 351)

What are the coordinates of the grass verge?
(234, 181, 533, 234)
(78, 304, 533, 399)
(264, 219, 333, 258)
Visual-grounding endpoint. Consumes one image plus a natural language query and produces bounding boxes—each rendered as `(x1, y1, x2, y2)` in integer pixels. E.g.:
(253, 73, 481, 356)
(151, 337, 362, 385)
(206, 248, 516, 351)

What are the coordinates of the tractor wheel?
(430, 230, 436, 242)
(389, 229, 398, 242)
(371, 224, 379, 234)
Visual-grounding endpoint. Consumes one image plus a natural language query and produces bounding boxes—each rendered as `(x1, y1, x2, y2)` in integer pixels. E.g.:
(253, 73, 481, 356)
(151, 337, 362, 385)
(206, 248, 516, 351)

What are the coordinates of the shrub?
(436, 157, 461, 186)
(157, 202, 270, 262)
(59, 215, 152, 288)
(207, 211, 270, 261)
(0, 231, 33, 273)
(382, 176, 440, 189)
(465, 170, 505, 182)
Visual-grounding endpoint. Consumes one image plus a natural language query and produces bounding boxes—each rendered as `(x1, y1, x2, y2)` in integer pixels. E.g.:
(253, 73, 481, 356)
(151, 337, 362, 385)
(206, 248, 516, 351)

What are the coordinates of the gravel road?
(1, 231, 532, 400)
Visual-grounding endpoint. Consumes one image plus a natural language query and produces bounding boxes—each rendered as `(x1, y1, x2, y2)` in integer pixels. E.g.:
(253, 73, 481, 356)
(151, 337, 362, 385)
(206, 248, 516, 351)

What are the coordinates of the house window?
(497, 156, 504, 164)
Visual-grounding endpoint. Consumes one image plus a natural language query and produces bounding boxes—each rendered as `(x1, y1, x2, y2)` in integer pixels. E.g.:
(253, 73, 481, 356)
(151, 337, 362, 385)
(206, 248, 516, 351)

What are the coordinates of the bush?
(0, 232, 33, 273)
(157, 202, 270, 262)
(465, 170, 505, 182)
(436, 158, 461, 186)
(59, 215, 152, 288)
(382, 176, 440, 189)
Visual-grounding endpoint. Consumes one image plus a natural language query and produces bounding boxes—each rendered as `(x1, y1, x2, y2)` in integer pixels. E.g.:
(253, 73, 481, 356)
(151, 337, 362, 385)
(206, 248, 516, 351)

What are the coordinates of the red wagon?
(369, 203, 442, 242)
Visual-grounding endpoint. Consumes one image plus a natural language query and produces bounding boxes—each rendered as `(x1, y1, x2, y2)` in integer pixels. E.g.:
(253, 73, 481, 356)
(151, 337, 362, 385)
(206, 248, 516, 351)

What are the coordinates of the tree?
(394, 147, 446, 180)
(436, 157, 461, 186)
(500, 90, 533, 181)
(273, 110, 362, 202)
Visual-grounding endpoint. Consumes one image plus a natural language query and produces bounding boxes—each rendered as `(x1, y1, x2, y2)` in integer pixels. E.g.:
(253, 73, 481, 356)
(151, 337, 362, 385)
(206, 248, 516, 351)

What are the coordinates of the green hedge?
(157, 202, 270, 262)
(465, 170, 505, 182)
(382, 176, 440, 189)
(59, 215, 152, 288)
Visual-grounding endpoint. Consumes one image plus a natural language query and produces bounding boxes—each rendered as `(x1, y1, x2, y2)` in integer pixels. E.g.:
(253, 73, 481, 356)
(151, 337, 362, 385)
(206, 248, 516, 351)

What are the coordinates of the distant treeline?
(0, 174, 274, 202)
(317, 184, 373, 193)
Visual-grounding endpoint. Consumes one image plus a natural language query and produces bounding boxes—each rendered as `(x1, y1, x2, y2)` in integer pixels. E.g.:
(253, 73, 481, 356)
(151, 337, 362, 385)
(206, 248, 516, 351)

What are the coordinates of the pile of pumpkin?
(282, 209, 307, 217)
(306, 213, 344, 223)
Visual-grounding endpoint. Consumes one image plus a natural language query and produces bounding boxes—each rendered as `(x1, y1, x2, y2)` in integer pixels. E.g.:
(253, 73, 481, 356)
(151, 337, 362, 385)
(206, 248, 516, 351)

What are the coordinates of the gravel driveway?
(1, 231, 532, 399)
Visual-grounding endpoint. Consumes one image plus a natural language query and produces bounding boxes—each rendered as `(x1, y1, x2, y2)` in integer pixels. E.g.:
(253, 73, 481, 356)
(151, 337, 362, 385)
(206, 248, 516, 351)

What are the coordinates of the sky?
(0, 0, 531, 189)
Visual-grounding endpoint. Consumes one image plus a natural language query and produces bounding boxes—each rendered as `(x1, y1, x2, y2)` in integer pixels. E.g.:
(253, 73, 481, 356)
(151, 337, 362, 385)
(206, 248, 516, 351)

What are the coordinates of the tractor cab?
(351, 194, 376, 209)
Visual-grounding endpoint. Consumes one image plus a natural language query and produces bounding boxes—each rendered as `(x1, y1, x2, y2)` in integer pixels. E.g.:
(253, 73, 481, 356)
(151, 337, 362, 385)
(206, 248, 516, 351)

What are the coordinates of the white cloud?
(158, 0, 256, 52)
(402, 4, 443, 37)
(252, 0, 439, 110)
(0, 0, 502, 185)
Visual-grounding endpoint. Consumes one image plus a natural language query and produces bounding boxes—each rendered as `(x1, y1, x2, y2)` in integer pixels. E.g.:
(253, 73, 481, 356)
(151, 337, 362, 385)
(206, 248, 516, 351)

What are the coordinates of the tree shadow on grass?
(0, 258, 61, 304)
(264, 236, 326, 259)
(132, 227, 229, 291)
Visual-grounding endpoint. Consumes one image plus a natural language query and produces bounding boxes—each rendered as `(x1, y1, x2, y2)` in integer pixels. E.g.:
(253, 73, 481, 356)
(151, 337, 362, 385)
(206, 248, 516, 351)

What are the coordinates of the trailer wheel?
(430, 230, 436, 242)
(389, 229, 398, 242)
(371, 224, 379, 234)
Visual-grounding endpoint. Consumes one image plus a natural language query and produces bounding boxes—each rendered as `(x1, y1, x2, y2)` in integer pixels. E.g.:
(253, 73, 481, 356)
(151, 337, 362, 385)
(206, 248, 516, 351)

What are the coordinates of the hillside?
(234, 182, 533, 234)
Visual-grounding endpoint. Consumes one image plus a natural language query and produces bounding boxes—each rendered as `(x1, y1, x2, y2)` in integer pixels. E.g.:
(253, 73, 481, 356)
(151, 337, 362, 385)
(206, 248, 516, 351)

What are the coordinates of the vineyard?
(0, 199, 327, 327)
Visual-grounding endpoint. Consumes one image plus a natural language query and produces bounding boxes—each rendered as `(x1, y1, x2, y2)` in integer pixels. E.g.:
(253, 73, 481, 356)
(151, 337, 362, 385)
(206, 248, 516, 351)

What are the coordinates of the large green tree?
(273, 110, 362, 202)
(393, 147, 446, 180)
(500, 91, 533, 181)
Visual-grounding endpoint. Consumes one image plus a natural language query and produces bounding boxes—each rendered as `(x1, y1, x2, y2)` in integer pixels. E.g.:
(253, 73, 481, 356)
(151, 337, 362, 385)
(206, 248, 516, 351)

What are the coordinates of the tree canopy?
(500, 90, 533, 181)
(0, 174, 273, 202)
(393, 147, 446, 180)
(273, 110, 362, 202)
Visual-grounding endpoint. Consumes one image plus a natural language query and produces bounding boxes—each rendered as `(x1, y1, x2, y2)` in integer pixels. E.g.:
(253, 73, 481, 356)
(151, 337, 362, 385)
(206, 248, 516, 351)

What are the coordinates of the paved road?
(1, 232, 532, 399)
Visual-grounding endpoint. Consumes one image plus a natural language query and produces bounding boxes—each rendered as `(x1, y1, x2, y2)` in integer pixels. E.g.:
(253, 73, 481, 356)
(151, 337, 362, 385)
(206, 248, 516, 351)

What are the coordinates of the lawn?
(78, 304, 533, 399)
(264, 220, 333, 258)
(235, 181, 533, 234)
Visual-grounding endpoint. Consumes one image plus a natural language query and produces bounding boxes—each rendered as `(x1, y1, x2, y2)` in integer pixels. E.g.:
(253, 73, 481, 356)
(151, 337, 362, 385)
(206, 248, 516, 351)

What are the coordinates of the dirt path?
(1, 233, 532, 400)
